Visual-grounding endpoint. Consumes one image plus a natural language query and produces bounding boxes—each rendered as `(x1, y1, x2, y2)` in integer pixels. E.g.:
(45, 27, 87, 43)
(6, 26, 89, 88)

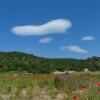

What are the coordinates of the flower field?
(0, 72, 100, 100)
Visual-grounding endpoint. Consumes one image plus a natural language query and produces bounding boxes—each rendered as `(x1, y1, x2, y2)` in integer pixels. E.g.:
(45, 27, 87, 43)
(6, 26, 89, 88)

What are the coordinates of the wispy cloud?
(81, 36, 95, 41)
(11, 19, 72, 36)
(39, 37, 53, 43)
(61, 45, 88, 53)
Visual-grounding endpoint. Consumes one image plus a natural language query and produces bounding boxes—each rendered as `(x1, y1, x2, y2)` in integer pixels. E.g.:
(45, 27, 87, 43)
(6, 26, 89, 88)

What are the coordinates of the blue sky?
(0, 0, 100, 58)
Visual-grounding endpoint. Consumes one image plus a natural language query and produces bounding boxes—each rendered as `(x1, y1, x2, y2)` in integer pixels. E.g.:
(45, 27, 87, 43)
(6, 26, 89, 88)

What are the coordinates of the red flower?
(96, 82, 100, 87)
(72, 95, 79, 100)
(82, 85, 88, 91)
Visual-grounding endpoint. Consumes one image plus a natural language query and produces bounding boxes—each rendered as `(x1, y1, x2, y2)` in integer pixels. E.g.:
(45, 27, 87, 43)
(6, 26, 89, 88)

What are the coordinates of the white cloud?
(61, 45, 88, 53)
(81, 36, 95, 41)
(11, 19, 72, 36)
(39, 37, 53, 43)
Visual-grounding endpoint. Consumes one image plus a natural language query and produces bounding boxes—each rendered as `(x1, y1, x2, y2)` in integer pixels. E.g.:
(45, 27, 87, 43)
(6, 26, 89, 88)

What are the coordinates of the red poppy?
(72, 95, 79, 100)
(82, 85, 88, 91)
(96, 82, 100, 87)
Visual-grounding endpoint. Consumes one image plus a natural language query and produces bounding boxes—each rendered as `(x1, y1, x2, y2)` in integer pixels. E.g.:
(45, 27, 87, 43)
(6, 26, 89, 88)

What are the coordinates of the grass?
(0, 72, 99, 100)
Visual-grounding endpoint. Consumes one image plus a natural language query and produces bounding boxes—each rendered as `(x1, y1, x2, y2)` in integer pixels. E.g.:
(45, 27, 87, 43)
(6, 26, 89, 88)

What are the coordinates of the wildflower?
(72, 95, 79, 100)
(96, 82, 100, 87)
(82, 85, 88, 91)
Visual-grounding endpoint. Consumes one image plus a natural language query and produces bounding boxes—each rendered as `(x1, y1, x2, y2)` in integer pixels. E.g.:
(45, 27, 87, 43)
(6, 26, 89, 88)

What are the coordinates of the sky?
(0, 0, 100, 58)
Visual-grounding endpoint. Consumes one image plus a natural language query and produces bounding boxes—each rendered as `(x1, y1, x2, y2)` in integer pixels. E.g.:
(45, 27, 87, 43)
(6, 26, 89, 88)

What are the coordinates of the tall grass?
(0, 72, 99, 100)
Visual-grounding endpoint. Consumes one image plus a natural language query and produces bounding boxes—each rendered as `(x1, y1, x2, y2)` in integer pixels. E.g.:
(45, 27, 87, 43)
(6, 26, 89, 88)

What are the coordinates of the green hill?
(0, 51, 100, 73)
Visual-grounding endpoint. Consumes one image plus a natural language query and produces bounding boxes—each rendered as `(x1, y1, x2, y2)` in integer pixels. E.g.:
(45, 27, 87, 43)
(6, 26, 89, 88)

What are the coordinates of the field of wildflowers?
(0, 72, 99, 100)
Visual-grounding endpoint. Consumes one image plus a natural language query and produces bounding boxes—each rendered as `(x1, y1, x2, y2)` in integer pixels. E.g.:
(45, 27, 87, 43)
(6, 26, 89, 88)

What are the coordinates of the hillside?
(0, 51, 100, 73)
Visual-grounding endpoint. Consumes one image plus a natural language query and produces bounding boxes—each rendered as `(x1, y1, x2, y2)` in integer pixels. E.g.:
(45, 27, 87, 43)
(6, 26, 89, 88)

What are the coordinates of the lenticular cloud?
(11, 19, 72, 36)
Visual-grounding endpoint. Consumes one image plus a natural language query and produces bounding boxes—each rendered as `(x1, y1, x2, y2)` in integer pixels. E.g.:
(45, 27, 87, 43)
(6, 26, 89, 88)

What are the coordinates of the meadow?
(0, 72, 100, 100)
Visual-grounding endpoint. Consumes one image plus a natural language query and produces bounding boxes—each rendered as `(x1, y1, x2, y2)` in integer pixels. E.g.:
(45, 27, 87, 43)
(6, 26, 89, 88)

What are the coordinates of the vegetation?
(0, 51, 100, 99)
(0, 72, 99, 100)
(0, 51, 100, 73)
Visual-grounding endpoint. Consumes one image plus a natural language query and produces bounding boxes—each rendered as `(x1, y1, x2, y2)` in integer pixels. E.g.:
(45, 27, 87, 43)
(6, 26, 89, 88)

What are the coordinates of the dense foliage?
(0, 51, 100, 73)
